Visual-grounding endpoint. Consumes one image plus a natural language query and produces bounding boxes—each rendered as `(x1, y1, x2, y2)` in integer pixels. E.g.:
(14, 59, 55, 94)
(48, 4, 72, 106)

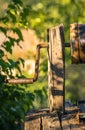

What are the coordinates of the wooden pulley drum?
(70, 23, 85, 63)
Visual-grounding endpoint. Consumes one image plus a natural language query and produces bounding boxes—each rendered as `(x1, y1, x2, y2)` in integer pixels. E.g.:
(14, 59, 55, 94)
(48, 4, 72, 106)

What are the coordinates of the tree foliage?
(0, 0, 34, 129)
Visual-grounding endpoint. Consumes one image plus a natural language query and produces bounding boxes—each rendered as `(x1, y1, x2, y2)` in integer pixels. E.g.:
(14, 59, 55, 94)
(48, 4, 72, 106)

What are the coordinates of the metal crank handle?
(6, 43, 48, 84)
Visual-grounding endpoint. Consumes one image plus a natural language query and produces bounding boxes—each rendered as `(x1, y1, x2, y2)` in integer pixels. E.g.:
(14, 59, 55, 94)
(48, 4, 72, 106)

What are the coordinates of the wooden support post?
(70, 23, 85, 63)
(47, 24, 65, 112)
(70, 23, 79, 63)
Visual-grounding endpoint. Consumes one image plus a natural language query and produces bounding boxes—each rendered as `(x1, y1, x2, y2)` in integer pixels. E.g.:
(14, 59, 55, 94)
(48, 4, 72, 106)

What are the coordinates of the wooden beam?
(70, 23, 80, 63)
(70, 23, 85, 63)
(47, 24, 65, 112)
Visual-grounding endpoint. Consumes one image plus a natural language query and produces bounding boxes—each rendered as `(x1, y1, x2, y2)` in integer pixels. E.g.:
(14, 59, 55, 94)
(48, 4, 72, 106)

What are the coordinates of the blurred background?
(0, 0, 85, 129)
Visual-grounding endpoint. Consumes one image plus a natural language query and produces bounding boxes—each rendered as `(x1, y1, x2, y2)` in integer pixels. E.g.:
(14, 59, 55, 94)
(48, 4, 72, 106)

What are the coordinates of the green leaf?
(22, 5, 31, 16)
(0, 49, 4, 58)
(18, 58, 24, 68)
(0, 17, 9, 24)
(2, 41, 13, 54)
(12, 0, 23, 6)
(0, 27, 7, 35)
(13, 28, 23, 41)
(0, 74, 7, 83)
(7, 10, 16, 23)
(8, 4, 17, 10)
(8, 59, 22, 74)
(8, 36, 16, 45)
(0, 59, 9, 73)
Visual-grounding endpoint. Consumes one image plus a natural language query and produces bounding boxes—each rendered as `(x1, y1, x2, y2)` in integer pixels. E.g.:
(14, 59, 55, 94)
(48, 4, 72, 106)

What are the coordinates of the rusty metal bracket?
(65, 42, 70, 47)
(3, 42, 69, 84)
(6, 43, 48, 84)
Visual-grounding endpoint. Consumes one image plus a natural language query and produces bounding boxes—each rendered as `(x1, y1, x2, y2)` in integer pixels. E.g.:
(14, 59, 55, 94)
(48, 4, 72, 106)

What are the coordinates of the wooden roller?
(70, 23, 85, 63)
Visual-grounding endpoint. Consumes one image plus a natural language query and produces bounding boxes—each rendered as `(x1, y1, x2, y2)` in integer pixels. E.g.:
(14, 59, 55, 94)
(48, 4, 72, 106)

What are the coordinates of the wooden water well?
(24, 23, 85, 129)
(3, 23, 85, 129)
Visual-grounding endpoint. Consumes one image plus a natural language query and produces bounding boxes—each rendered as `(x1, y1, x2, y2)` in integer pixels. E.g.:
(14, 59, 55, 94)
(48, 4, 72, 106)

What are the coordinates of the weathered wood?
(24, 117, 40, 130)
(70, 23, 79, 63)
(47, 24, 65, 112)
(70, 23, 85, 63)
(24, 109, 61, 130)
(78, 24, 85, 63)
(24, 107, 85, 130)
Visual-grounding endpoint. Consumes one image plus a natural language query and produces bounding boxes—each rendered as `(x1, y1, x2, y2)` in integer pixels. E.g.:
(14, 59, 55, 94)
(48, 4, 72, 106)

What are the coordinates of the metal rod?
(6, 42, 70, 84)
(7, 78, 34, 84)
(65, 42, 70, 47)
(6, 43, 48, 84)
(33, 43, 48, 81)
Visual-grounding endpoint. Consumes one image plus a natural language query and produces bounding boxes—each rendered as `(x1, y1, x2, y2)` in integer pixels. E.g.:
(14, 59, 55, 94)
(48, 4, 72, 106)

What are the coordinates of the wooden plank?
(78, 24, 85, 63)
(62, 120, 71, 130)
(70, 23, 85, 63)
(24, 109, 61, 130)
(24, 108, 85, 130)
(47, 24, 65, 112)
(24, 118, 40, 130)
(70, 23, 79, 63)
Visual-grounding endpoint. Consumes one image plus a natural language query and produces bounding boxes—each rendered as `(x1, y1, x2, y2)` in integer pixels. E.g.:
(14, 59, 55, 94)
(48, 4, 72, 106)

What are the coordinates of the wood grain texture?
(70, 23, 85, 63)
(24, 108, 85, 130)
(47, 25, 65, 112)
